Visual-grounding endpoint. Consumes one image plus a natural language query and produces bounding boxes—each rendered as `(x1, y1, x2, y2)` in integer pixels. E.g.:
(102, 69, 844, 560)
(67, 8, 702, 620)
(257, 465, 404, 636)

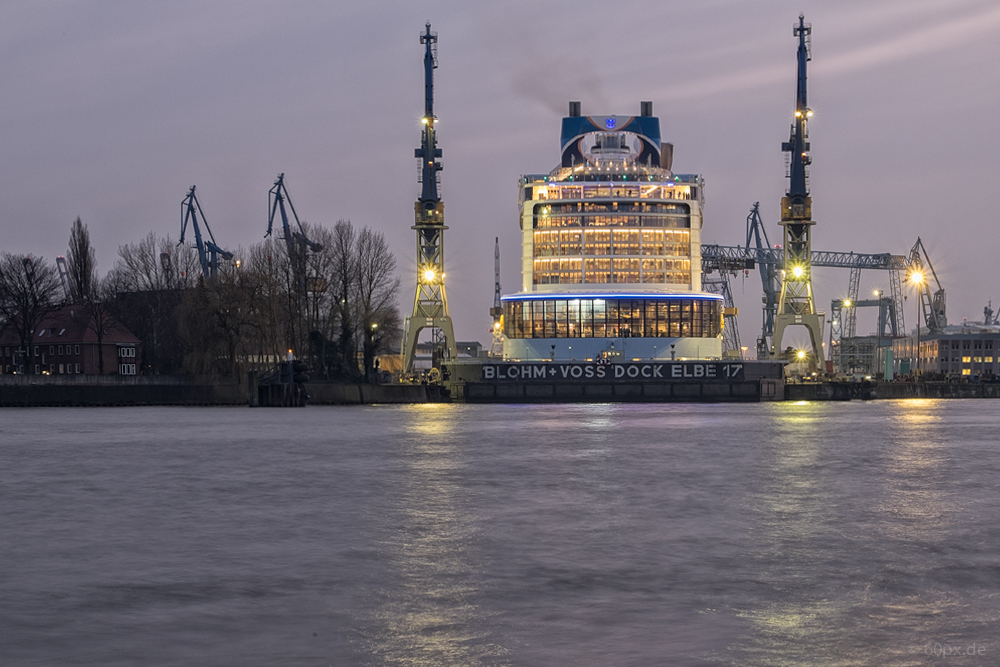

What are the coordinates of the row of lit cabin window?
(533, 214, 691, 230)
(533, 229, 690, 257)
(503, 298, 722, 339)
(526, 185, 694, 201)
(533, 258, 691, 286)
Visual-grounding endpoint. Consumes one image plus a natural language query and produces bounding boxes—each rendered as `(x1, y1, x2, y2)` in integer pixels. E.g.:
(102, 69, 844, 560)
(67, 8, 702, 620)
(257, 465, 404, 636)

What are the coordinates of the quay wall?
(0, 378, 435, 407)
(0, 382, 245, 407)
(786, 381, 1000, 401)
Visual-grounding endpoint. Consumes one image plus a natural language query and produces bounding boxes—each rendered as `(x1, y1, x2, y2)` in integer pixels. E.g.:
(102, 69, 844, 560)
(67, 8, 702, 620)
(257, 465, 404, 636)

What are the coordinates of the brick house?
(0, 305, 141, 376)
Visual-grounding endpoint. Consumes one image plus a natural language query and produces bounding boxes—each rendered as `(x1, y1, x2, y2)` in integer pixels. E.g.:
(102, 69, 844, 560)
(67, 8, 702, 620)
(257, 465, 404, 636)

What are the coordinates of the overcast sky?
(3, 0, 999, 345)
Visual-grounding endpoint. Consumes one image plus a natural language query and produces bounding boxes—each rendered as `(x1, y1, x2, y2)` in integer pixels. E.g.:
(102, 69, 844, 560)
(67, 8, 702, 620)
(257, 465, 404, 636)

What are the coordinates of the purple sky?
(3, 0, 999, 346)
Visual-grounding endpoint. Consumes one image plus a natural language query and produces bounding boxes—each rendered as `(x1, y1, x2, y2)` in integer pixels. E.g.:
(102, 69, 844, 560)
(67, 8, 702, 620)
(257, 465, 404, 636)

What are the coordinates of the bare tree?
(0, 254, 62, 373)
(355, 227, 401, 382)
(66, 217, 97, 303)
(85, 276, 119, 375)
(329, 220, 360, 379)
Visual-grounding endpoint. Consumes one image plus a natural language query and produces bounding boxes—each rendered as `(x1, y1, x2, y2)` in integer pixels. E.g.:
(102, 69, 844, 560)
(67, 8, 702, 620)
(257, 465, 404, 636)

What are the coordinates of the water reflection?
(729, 403, 851, 666)
(728, 400, 973, 666)
(365, 406, 509, 666)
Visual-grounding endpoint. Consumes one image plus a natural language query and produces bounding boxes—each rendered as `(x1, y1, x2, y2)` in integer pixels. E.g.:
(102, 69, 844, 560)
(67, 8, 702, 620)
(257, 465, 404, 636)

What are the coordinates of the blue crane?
(265, 173, 324, 255)
(179, 185, 233, 278)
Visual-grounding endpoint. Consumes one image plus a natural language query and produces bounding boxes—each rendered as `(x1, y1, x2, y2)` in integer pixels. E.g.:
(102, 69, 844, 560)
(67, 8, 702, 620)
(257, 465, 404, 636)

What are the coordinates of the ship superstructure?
(501, 101, 723, 361)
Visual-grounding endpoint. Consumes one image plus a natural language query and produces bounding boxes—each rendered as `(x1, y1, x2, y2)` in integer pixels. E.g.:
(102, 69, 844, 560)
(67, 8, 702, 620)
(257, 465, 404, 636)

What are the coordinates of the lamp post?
(910, 271, 925, 376)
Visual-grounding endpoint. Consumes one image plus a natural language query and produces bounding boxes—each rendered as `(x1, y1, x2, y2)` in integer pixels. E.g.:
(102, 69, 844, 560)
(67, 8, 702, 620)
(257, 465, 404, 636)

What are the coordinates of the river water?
(1, 400, 997, 666)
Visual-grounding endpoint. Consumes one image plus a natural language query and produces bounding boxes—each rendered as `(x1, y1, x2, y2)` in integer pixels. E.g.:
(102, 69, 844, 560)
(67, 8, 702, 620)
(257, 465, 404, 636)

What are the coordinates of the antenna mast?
(489, 237, 503, 357)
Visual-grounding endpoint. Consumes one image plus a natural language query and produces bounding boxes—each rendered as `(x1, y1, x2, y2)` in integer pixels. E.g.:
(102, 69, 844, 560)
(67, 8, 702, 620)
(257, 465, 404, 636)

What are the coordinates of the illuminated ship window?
(503, 297, 722, 340)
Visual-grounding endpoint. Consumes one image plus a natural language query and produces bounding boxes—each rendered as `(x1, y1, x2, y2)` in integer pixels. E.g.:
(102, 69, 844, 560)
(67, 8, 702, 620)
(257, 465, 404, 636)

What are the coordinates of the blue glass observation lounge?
(502, 101, 724, 361)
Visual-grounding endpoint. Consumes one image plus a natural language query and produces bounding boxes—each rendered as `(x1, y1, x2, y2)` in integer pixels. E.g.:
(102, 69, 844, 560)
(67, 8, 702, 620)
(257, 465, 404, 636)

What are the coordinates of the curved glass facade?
(503, 296, 722, 339)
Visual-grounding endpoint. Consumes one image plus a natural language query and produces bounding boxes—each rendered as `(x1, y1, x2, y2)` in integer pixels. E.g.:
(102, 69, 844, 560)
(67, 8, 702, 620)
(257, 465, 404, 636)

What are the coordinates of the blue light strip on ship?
(500, 293, 724, 302)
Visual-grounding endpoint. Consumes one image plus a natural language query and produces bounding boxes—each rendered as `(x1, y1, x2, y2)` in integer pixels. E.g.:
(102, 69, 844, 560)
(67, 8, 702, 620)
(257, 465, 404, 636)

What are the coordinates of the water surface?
(1, 401, 997, 665)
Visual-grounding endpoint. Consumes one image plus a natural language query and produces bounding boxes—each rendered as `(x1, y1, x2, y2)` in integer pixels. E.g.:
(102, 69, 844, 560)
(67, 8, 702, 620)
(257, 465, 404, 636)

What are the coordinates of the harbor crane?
(55, 256, 71, 301)
(266, 173, 324, 257)
(908, 237, 947, 333)
(401, 22, 457, 373)
(771, 14, 824, 368)
(179, 185, 233, 278)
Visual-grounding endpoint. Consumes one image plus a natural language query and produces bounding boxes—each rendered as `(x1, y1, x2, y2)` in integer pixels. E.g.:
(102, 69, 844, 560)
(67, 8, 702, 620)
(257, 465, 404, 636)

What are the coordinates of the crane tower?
(770, 14, 825, 368)
(401, 22, 456, 373)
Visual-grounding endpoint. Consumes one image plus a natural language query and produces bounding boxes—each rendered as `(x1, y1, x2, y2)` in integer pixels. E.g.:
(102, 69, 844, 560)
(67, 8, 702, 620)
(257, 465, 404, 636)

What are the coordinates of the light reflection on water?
(365, 405, 509, 666)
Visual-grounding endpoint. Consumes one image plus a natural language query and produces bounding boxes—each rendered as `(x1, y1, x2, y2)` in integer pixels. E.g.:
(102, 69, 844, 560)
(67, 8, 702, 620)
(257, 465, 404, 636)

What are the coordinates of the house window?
(963, 356, 972, 363)
(119, 363, 136, 376)
(34, 364, 40, 374)
(49, 346, 54, 355)
(59, 364, 64, 374)
(58, 345, 63, 355)
(34, 346, 39, 356)
(74, 345, 80, 355)
(75, 363, 80, 373)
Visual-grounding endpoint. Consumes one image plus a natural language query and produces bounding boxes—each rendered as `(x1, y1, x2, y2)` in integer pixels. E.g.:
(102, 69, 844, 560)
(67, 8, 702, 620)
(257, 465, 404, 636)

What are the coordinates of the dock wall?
(0, 378, 437, 407)
(464, 378, 783, 403)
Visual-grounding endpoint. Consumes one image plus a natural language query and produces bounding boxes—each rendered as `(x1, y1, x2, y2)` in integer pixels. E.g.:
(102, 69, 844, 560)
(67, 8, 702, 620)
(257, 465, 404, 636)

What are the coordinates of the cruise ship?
(501, 101, 723, 362)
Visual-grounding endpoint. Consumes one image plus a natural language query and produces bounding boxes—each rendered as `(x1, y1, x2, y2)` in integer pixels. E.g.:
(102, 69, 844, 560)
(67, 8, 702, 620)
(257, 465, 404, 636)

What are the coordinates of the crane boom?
(180, 185, 233, 278)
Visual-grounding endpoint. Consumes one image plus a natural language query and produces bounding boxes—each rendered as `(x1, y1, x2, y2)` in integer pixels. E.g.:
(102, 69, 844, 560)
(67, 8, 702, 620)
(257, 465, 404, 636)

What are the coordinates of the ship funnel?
(641, 101, 653, 117)
(568, 101, 581, 117)
(660, 142, 673, 171)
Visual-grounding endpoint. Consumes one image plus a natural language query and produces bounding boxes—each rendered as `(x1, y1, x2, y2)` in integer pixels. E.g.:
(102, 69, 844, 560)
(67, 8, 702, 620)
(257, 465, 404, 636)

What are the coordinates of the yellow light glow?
(795, 111, 802, 117)
(806, 110, 813, 117)
(792, 266, 804, 278)
(421, 117, 428, 124)
(843, 299, 852, 307)
(797, 350, 806, 360)
(423, 269, 435, 282)
(911, 271, 924, 285)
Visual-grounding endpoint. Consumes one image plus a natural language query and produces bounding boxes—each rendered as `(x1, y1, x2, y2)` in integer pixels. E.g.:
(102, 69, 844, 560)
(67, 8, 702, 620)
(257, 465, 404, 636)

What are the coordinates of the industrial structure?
(771, 14, 824, 368)
(489, 237, 503, 357)
(499, 99, 724, 362)
(180, 185, 234, 279)
(265, 173, 324, 285)
(401, 22, 457, 373)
